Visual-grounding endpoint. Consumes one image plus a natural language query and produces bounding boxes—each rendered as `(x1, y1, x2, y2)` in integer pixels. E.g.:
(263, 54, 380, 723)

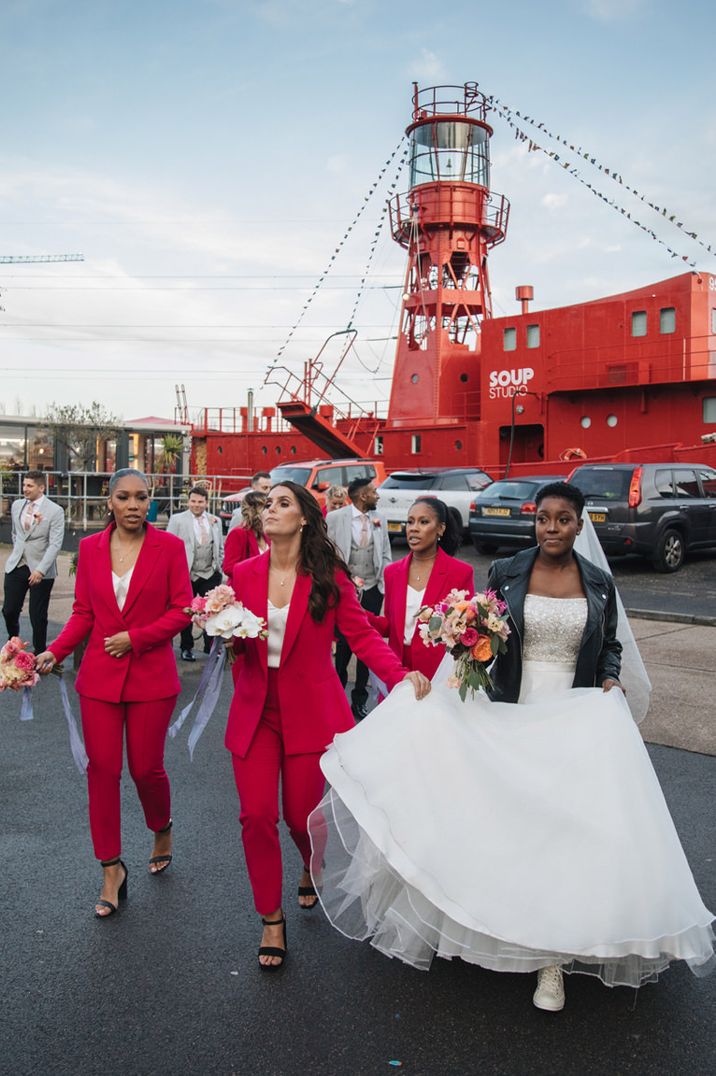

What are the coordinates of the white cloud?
(407, 48, 445, 81)
(541, 192, 568, 210)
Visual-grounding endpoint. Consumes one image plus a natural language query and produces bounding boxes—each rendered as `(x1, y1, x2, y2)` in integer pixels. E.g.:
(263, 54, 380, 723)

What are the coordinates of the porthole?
(606, 414, 618, 428)
(459, 373, 469, 383)
(411, 373, 420, 384)
(455, 440, 463, 450)
(580, 416, 591, 429)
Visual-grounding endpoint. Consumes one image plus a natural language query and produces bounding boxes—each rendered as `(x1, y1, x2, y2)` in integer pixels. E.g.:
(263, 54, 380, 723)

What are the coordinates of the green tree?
(42, 402, 121, 471)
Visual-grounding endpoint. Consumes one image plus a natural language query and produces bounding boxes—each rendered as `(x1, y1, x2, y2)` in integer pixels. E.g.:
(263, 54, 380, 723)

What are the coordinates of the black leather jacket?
(487, 547, 622, 703)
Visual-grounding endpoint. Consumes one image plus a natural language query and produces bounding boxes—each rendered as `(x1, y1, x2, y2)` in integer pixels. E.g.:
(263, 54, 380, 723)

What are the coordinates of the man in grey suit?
(326, 476, 392, 720)
(3, 471, 65, 653)
(167, 485, 224, 661)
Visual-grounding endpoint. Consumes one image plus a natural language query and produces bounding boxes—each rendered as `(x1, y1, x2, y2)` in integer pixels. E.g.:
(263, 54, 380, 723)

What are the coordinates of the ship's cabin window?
(704, 397, 716, 423)
(631, 311, 647, 337)
(526, 324, 540, 349)
(711, 309, 716, 334)
(374, 435, 384, 456)
(659, 307, 676, 334)
(503, 327, 517, 351)
(606, 414, 618, 427)
(411, 434, 422, 454)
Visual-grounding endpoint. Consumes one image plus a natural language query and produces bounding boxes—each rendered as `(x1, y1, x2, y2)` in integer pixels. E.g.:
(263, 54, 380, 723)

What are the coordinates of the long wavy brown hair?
(270, 480, 351, 621)
(241, 491, 267, 537)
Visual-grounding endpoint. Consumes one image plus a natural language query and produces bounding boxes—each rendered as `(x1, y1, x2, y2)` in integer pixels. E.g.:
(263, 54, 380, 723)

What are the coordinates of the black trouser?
(335, 584, 383, 706)
(2, 565, 55, 653)
(180, 571, 222, 651)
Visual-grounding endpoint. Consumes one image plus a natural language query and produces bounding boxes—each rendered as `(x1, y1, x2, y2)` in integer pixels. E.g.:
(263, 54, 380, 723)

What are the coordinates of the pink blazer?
(369, 548, 474, 679)
(49, 523, 193, 703)
(226, 554, 408, 758)
(222, 526, 268, 577)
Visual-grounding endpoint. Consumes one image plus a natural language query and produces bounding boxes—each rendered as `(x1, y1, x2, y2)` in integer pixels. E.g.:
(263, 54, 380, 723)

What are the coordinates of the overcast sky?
(1, 0, 714, 422)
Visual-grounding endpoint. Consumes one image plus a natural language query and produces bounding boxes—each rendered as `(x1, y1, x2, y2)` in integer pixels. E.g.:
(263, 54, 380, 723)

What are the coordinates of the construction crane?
(0, 254, 84, 264)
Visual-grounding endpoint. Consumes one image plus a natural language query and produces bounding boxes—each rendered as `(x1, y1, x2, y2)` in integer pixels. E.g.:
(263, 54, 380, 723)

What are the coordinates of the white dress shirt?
(267, 600, 290, 668)
(404, 586, 426, 646)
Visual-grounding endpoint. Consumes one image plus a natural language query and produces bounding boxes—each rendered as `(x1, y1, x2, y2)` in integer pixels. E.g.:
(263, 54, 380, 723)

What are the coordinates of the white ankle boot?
(533, 964, 565, 1011)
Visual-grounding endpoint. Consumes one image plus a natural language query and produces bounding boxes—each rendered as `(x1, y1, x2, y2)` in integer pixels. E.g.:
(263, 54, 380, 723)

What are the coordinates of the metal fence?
(0, 471, 252, 530)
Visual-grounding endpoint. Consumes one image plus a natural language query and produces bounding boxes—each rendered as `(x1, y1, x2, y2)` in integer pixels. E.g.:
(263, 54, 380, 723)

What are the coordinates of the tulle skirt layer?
(308, 667, 715, 987)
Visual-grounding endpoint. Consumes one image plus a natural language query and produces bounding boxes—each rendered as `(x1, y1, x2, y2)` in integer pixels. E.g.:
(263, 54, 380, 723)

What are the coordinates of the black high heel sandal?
(298, 883, 319, 909)
(95, 858, 128, 918)
(149, 818, 173, 875)
(258, 915, 288, 971)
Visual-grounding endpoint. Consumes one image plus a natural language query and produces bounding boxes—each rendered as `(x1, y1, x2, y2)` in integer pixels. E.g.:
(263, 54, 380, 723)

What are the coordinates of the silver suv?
(378, 467, 492, 540)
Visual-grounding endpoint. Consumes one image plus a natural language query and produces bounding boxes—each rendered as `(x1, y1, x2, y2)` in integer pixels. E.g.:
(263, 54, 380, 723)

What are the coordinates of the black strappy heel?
(149, 818, 173, 875)
(258, 915, 288, 971)
(95, 858, 128, 918)
(298, 883, 319, 909)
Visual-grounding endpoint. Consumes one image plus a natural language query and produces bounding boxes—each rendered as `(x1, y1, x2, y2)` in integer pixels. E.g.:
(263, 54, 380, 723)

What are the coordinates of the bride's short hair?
(535, 481, 585, 517)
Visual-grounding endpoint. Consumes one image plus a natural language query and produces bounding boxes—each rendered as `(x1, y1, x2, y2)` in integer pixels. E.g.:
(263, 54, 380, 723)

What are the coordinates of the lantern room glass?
(409, 121, 490, 188)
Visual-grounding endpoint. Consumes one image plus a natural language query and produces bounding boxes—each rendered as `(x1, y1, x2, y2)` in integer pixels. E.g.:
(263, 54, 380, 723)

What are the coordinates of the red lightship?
(189, 84, 716, 478)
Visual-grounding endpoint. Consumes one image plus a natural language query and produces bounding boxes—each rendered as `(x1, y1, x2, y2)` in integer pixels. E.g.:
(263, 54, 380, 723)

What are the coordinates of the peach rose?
(471, 636, 493, 663)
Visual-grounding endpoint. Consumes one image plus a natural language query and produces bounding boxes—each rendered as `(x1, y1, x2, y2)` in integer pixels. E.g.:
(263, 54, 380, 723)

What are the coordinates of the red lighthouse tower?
(386, 83, 509, 429)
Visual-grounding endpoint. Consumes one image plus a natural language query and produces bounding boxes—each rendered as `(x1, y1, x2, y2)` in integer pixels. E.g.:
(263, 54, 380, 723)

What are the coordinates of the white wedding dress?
(308, 587, 715, 988)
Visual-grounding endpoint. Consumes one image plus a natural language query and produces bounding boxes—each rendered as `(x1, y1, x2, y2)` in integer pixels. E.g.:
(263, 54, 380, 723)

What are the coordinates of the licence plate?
(387, 521, 403, 533)
(588, 512, 607, 523)
(483, 507, 511, 517)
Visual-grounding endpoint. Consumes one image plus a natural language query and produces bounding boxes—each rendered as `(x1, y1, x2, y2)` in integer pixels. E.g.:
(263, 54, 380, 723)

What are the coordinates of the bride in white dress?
(308, 482, 715, 1011)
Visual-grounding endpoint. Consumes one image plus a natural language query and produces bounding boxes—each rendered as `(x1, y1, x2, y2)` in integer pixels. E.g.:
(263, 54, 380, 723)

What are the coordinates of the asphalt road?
(424, 542, 716, 622)
(1, 638, 714, 1076)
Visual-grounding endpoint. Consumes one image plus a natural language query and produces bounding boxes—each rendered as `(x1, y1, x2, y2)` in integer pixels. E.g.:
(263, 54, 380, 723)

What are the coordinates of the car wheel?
(652, 528, 685, 573)
(472, 540, 498, 555)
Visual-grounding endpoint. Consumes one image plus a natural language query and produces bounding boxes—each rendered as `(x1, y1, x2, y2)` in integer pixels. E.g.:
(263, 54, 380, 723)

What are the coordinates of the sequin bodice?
(522, 594, 587, 663)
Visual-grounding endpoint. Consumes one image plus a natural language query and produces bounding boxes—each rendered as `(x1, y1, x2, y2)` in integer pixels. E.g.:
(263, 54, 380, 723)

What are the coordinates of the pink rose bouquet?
(419, 588, 511, 700)
(185, 584, 267, 653)
(0, 637, 40, 691)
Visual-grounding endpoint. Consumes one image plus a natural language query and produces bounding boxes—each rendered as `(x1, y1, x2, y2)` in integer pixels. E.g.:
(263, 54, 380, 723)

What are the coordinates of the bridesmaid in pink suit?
(222, 492, 269, 576)
(368, 498, 474, 679)
(226, 481, 431, 970)
(35, 469, 192, 918)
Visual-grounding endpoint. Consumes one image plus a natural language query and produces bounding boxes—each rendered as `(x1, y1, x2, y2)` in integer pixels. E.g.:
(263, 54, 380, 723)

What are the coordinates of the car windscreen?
(381, 474, 437, 490)
(570, 469, 631, 500)
(478, 481, 538, 500)
(269, 467, 311, 486)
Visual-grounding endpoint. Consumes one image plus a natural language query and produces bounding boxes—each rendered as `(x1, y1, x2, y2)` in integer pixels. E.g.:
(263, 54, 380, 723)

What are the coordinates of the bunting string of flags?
(346, 143, 409, 334)
(268, 135, 407, 373)
(482, 87, 714, 267)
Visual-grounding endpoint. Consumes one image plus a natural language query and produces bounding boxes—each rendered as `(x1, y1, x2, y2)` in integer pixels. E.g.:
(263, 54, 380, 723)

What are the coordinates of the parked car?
(569, 463, 716, 572)
(220, 458, 387, 530)
(468, 476, 564, 554)
(378, 467, 493, 540)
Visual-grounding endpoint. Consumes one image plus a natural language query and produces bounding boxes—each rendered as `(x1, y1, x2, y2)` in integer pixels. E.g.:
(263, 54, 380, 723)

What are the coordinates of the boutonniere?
(208, 515, 218, 525)
(33, 513, 43, 524)
(371, 517, 381, 529)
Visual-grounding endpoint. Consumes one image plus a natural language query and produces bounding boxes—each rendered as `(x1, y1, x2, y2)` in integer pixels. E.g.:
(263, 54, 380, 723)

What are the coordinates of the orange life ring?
(559, 446, 587, 461)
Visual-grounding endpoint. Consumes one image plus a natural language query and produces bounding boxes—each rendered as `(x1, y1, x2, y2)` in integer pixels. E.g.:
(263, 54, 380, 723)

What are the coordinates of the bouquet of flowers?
(0, 637, 40, 692)
(419, 589, 511, 700)
(186, 584, 267, 657)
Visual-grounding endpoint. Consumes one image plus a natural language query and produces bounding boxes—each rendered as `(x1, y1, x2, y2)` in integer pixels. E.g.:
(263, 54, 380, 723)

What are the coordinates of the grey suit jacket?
(326, 505, 392, 593)
(6, 496, 65, 579)
(166, 510, 223, 575)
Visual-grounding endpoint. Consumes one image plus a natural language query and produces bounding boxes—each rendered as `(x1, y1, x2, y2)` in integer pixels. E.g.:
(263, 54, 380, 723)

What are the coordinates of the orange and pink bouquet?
(419, 588, 511, 700)
(0, 637, 40, 692)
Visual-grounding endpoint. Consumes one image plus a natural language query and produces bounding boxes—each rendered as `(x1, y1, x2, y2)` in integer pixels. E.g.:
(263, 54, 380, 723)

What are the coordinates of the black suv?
(569, 463, 716, 572)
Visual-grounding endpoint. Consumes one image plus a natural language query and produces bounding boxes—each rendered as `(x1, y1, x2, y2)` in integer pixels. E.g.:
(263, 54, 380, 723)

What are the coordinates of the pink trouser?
(80, 696, 177, 862)
(231, 670, 326, 916)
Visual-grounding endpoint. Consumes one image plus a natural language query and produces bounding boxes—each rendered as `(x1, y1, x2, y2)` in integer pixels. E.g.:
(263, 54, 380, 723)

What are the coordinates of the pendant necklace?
(411, 553, 436, 584)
